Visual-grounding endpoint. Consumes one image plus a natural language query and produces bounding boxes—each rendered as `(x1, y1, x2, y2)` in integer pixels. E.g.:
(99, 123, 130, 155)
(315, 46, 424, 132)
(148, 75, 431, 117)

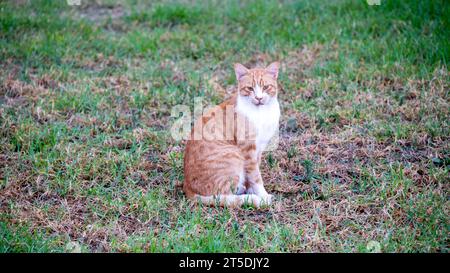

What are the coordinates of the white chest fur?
(236, 96, 280, 154)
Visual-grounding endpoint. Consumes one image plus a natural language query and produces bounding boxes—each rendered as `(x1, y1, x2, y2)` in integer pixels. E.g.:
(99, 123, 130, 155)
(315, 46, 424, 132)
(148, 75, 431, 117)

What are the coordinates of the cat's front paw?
(259, 194, 273, 206)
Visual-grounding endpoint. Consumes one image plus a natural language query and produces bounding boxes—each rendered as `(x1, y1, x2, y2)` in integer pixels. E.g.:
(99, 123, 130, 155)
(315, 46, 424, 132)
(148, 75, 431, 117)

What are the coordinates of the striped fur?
(183, 62, 280, 208)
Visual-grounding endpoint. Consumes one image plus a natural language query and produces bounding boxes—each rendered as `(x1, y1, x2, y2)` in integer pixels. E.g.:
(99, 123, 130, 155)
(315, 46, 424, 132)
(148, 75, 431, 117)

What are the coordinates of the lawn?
(0, 0, 448, 252)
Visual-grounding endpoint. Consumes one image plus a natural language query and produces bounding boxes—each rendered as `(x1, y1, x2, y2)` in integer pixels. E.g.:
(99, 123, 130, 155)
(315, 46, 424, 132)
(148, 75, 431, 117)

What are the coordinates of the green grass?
(0, 0, 448, 252)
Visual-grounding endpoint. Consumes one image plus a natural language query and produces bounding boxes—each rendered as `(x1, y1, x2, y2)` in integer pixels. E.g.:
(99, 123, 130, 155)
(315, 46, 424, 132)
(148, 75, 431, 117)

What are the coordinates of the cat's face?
(234, 62, 279, 106)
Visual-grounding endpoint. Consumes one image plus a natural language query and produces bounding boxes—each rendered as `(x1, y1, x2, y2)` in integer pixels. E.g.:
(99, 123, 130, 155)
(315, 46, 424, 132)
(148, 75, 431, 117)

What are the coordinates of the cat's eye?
(263, 85, 271, 91)
(246, 87, 254, 92)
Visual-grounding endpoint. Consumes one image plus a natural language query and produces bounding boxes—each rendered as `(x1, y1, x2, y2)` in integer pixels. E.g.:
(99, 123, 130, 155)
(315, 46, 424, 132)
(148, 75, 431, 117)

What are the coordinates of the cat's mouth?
(255, 101, 264, 106)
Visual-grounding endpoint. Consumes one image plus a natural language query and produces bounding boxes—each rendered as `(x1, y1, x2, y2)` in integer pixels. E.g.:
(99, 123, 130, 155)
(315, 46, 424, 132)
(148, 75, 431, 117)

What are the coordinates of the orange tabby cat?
(183, 62, 280, 208)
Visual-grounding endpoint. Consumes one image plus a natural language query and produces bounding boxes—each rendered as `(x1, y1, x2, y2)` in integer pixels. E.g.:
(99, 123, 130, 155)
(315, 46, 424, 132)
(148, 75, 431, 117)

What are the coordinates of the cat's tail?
(190, 194, 270, 208)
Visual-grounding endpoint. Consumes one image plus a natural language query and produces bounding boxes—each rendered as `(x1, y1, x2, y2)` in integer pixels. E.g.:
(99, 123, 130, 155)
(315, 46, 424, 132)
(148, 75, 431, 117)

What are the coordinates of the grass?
(0, 0, 449, 252)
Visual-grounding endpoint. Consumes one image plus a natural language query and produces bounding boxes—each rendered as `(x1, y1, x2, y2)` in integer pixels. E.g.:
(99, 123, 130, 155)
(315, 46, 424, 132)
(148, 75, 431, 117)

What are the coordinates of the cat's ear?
(234, 63, 249, 81)
(265, 62, 280, 79)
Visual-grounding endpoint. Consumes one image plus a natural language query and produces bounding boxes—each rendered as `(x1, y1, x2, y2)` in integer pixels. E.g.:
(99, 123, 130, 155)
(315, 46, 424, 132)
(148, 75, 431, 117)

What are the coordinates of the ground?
(0, 0, 448, 252)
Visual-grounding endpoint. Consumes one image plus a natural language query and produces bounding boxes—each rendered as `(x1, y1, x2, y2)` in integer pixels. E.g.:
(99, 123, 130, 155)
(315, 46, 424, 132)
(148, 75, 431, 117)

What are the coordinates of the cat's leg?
(235, 170, 246, 195)
(242, 147, 272, 205)
(246, 181, 272, 205)
(253, 151, 273, 204)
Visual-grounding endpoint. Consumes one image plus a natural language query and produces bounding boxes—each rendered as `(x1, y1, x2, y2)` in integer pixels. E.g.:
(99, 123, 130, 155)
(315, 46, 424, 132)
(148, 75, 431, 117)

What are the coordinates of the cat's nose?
(255, 96, 263, 101)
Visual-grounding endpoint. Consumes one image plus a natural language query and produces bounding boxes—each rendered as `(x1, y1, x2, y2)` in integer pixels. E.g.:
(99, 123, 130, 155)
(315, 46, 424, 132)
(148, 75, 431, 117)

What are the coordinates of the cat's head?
(234, 62, 280, 106)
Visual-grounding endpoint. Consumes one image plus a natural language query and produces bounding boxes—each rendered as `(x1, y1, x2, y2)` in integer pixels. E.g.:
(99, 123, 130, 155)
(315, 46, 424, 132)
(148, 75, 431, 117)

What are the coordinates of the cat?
(183, 62, 280, 208)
